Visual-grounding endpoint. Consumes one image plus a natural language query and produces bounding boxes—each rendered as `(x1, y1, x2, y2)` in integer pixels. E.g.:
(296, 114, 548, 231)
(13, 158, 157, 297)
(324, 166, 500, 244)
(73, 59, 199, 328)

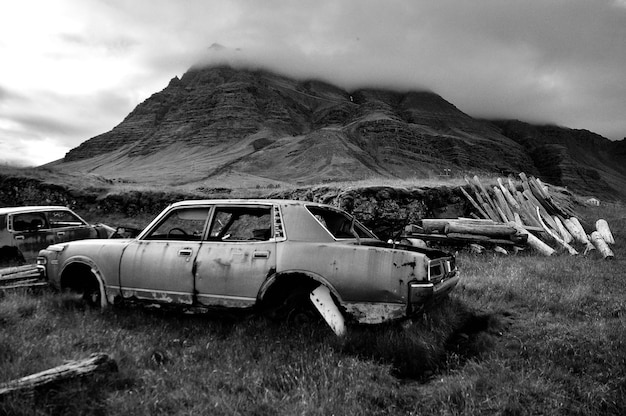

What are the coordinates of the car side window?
(48, 210, 87, 228)
(144, 207, 209, 241)
(208, 207, 272, 241)
(12, 212, 49, 232)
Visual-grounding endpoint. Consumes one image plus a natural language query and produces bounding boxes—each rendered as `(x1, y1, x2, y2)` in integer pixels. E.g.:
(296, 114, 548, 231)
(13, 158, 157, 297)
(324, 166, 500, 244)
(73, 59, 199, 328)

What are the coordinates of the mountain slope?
(50, 65, 625, 199)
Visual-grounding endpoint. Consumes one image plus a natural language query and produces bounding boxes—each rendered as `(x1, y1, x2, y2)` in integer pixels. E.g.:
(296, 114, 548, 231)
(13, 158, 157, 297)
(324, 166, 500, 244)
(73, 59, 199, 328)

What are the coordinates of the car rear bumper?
(343, 273, 460, 324)
(408, 273, 460, 311)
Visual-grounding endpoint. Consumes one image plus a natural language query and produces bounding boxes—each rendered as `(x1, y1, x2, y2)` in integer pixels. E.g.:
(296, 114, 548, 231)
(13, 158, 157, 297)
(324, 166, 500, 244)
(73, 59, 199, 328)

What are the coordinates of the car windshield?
(306, 206, 376, 239)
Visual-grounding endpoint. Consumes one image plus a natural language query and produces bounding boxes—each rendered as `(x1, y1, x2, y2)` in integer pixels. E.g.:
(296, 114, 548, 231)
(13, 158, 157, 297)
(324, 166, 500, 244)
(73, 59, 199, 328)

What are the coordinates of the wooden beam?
(0, 353, 117, 397)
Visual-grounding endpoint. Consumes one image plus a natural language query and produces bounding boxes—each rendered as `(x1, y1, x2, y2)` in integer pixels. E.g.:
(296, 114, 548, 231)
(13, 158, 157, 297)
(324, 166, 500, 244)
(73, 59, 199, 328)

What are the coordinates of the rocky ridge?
(53, 65, 626, 200)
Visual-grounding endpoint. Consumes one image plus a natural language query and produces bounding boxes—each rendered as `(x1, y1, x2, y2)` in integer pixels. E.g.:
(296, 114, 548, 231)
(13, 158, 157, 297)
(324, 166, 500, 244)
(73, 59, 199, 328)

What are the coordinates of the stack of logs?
(406, 173, 616, 258)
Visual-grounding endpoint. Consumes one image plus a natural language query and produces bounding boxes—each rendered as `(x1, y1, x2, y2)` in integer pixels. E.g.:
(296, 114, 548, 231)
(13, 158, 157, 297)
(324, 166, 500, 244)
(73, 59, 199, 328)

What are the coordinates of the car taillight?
(427, 257, 455, 283)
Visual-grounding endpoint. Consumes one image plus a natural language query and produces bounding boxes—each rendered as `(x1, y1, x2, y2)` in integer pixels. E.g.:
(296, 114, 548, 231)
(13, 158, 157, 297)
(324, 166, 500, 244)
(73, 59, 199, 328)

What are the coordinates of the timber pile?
(455, 173, 616, 258)
(0, 265, 47, 291)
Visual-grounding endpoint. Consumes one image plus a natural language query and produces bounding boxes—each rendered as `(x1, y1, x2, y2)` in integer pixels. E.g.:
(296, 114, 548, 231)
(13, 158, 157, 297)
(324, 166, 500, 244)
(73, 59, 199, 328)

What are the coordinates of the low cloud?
(1, 0, 625, 166)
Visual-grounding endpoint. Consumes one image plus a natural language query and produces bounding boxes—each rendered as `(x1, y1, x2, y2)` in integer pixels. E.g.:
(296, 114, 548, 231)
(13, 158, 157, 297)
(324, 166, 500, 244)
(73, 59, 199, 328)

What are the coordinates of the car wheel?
(80, 275, 103, 308)
(281, 289, 323, 326)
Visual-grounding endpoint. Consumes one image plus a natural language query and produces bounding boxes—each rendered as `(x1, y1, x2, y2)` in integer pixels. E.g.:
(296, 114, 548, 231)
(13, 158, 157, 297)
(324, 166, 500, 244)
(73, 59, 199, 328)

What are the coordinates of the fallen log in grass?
(0, 353, 117, 398)
(590, 231, 614, 260)
(595, 219, 615, 244)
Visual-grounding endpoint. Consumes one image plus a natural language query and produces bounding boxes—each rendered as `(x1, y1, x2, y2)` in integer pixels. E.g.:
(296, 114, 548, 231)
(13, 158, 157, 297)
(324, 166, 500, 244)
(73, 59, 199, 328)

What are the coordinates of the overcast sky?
(1, 0, 625, 166)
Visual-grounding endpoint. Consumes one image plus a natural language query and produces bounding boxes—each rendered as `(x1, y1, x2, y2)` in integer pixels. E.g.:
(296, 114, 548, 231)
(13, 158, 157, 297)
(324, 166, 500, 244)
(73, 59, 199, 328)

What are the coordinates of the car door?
(47, 209, 96, 244)
(194, 204, 276, 308)
(118, 206, 210, 305)
(9, 211, 55, 263)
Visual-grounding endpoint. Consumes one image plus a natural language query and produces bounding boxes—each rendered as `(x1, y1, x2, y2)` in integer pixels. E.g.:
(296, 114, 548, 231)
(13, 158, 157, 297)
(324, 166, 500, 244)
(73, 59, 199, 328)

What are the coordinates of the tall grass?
(1, 203, 624, 415)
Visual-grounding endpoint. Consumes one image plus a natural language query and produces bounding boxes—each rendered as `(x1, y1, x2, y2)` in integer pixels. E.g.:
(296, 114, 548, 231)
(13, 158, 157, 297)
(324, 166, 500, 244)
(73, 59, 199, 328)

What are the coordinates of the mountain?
(50, 64, 626, 200)
(489, 120, 626, 199)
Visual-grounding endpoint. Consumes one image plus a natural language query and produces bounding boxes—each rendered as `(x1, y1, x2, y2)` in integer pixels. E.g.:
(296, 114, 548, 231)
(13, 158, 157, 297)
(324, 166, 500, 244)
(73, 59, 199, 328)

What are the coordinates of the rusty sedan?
(37, 200, 459, 335)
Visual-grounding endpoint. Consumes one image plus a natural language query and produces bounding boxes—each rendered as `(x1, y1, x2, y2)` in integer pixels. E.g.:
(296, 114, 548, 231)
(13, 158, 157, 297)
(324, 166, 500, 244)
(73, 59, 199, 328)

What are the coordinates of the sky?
(1, 0, 625, 167)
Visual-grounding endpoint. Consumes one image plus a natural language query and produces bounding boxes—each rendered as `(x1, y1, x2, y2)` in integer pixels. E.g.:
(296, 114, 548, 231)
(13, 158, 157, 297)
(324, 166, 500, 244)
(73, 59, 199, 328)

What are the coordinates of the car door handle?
(178, 248, 193, 257)
(14, 235, 24, 240)
(253, 251, 270, 259)
(56, 231, 65, 236)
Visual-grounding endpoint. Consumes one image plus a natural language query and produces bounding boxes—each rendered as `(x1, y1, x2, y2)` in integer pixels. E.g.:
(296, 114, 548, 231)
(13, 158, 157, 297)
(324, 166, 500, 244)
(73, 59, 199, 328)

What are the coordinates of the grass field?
(0, 204, 624, 415)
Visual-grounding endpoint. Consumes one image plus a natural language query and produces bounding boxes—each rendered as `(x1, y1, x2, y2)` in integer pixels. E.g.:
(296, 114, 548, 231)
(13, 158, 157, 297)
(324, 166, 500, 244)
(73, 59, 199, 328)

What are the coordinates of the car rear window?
(306, 206, 375, 239)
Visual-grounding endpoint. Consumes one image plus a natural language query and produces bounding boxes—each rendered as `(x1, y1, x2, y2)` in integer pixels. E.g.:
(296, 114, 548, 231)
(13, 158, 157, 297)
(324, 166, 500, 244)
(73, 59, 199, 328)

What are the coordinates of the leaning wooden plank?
(498, 178, 521, 210)
(569, 217, 593, 252)
(590, 231, 614, 260)
(523, 190, 559, 231)
(507, 177, 519, 196)
(493, 187, 515, 221)
(466, 176, 499, 221)
(509, 220, 555, 256)
(553, 216, 573, 244)
(528, 176, 567, 218)
(595, 219, 615, 244)
(473, 175, 501, 221)
(518, 172, 532, 194)
(481, 201, 501, 223)
(537, 207, 578, 255)
(0, 353, 117, 397)
(460, 186, 490, 219)
(563, 218, 589, 245)
(514, 191, 543, 228)
(529, 175, 550, 200)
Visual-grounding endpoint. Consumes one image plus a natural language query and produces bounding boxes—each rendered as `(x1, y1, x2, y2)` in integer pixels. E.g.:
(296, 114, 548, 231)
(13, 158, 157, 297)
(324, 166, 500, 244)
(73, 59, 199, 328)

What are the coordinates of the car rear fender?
(257, 270, 344, 306)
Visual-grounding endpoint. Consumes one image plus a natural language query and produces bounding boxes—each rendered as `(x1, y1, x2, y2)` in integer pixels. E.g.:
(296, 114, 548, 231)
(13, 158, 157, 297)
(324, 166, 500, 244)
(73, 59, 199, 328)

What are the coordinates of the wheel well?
(60, 262, 99, 294)
(0, 245, 25, 267)
(260, 273, 320, 309)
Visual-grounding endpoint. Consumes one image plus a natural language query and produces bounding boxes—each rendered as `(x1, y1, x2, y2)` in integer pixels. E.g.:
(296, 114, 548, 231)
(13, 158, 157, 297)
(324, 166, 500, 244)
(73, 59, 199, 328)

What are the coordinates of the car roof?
(0, 206, 70, 215)
(168, 199, 333, 209)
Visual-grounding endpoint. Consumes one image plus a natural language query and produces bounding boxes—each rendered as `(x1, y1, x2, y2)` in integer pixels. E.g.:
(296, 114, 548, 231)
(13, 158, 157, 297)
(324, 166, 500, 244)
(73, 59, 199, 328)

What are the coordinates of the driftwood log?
(595, 219, 615, 245)
(590, 231, 614, 260)
(0, 353, 117, 398)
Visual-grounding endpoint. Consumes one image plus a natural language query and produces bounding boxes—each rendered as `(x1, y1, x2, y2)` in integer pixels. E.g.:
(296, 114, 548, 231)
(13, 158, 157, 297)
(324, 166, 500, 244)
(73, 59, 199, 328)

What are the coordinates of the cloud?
(1, 0, 625, 167)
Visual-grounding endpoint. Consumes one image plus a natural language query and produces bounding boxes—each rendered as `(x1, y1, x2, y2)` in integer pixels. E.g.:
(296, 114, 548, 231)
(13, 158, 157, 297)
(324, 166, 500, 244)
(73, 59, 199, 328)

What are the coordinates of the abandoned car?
(0, 206, 115, 267)
(37, 200, 459, 335)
